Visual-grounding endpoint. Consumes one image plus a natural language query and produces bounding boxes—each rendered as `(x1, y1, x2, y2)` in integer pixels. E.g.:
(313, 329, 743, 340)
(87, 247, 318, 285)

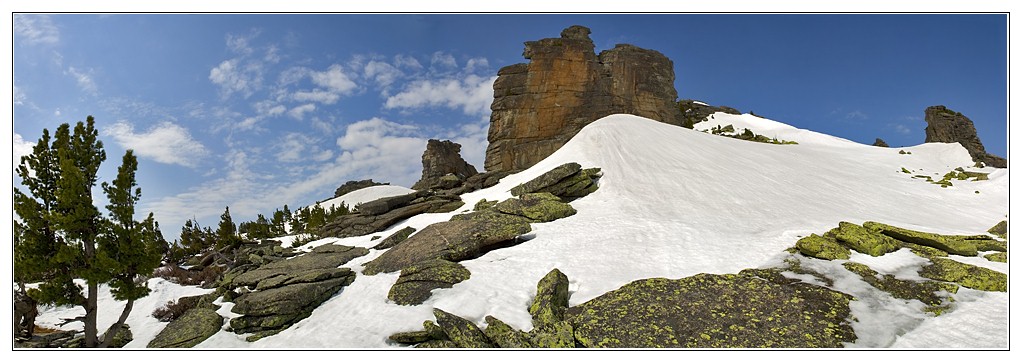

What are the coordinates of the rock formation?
(411, 139, 479, 190)
(334, 179, 388, 198)
(678, 99, 742, 128)
(924, 105, 1006, 168)
(872, 138, 889, 147)
(484, 25, 683, 173)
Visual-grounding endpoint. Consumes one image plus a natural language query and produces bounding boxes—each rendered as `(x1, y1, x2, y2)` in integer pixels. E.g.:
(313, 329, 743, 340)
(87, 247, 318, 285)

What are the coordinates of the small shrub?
(153, 263, 224, 287)
(152, 295, 203, 322)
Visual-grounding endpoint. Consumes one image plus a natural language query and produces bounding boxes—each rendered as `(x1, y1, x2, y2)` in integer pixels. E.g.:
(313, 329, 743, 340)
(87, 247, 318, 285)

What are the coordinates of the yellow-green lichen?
(918, 258, 1007, 292)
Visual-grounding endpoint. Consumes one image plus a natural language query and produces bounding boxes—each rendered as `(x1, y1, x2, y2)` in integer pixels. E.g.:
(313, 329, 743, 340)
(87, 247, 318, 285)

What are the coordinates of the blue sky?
(10, 13, 1008, 232)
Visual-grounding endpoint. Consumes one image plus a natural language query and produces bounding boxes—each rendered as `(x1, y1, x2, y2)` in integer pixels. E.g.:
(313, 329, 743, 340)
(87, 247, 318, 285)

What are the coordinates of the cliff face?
(924, 105, 1006, 168)
(484, 25, 683, 173)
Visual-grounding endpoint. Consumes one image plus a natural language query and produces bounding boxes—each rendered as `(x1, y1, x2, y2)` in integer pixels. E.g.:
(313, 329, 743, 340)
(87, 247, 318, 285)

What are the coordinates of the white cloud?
(393, 54, 423, 70)
(275, 133, 313, 163)
(845, 110, 868, 120)
(14, 85, 26, 105)
(13, 133, 36, 172)
(311, 64, 357, 94)
(430, 51, 458, 70)
(106, 120, 209, 167)
(288, 103, 316, 120)
(292, 89, 340, 104)
(237, 117, 260, 131)
(14, 14, 59, 45)
(66, 66, 98, 94)
(209, 59, 266, 99)
(364, 60, 403, 88)
(385, 74, 497, 116)
(464, 57, 489, 73)
(888, 123, 913, 135)
(226, 30, 259, 55)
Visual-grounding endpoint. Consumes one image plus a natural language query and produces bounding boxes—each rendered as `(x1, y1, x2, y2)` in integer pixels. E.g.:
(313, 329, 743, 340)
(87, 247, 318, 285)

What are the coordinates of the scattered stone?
(388, 259, 471, 305)
(485, 25, 683, 173)
(566, 270, 856, 348)
(528, 268, 571, 327)
(924, 105, 1005, 168)
(432, 308, 494, 348)
(795, 234, 850, 260)
(919, 258, 1007, 292)
(371, 226, 417, 250)
(411, 139, 479, 191)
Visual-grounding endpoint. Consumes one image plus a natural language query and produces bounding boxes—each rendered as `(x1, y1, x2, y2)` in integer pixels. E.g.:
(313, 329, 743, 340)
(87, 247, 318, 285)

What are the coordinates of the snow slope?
(33, 113, 1009, 349)
(315, 185, 415, 212)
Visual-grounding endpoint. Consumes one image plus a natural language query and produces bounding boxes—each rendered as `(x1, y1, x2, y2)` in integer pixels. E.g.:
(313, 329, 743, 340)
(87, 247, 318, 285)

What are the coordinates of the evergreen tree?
(216, 206, 239, 248)
(97, 150, 163, 347)
(13, 116, 161, 347)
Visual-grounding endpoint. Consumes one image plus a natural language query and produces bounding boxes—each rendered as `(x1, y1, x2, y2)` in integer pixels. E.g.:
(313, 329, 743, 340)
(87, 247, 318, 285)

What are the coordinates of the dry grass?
(153, 263, 224, 287)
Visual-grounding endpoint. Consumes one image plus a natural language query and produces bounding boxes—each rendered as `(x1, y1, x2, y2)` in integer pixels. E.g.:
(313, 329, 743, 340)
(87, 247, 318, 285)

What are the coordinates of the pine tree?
(12, 116, 162, 348)
(97, 150, 163, 347)
(217, 206, 239, 248)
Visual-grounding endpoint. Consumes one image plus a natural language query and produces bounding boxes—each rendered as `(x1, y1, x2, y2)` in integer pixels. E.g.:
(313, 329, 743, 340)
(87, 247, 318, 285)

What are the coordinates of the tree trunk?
(84, 281, 98, 347)
(99, 298, 134, 348)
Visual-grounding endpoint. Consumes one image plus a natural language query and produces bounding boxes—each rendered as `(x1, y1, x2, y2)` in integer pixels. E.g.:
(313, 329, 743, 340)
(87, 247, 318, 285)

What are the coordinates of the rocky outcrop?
(485, 25, 684, 173)
(388, 259, 471, 305)
(872, 138, 890, 147)
(361, 216, 532, 275)
(509, 162, 601, 200)
(678, 99, 742, 128)
(924, 105, 1006, 168)
(411, 140, 479, 191)
(334, 179, 388, 198)
(371, 226, 417, 250)
(225, 244, 367, 340)
(319, 191, 464, 238)
(148, 307, 224, 348)
(566, 269, 856, 348)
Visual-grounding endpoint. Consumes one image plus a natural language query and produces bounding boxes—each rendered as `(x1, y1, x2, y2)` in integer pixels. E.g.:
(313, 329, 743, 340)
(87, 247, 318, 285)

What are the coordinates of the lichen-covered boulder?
(973, 238, 1007, 252)
(228, 244, 368, 289)
(483, 316, 534, 348)
(388, 259, 471, 305)
(511, 163, 582, 196)
(987, 220, 1007, 238)
(918, 258, 1007, 292)
(388, 330, 434, 345)
(494, 193, 577, 222)
(863, 221, 978, 256)
(432, 309, 494, 348)
(795, 234, 850, 260)
(528, 321, 576, 348)
(832, 222, 900, 257)
(984, 252, 1007, 263)
(372, 226, 417, 250)
(565, 270, 856, 348)
(528, 268, 570, 327)
(148, 308, 224, 348)
(362, 217, 531, 275)
(229, 274, 356, 337)
(842, 262, 958, 315)
(416, 339, 459, 348)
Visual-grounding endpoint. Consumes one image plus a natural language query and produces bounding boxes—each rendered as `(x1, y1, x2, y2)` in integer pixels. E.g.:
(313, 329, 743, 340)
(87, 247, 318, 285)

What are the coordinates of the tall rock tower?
(484, 25, 684, 173)
(924, 105, 1006, 168)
